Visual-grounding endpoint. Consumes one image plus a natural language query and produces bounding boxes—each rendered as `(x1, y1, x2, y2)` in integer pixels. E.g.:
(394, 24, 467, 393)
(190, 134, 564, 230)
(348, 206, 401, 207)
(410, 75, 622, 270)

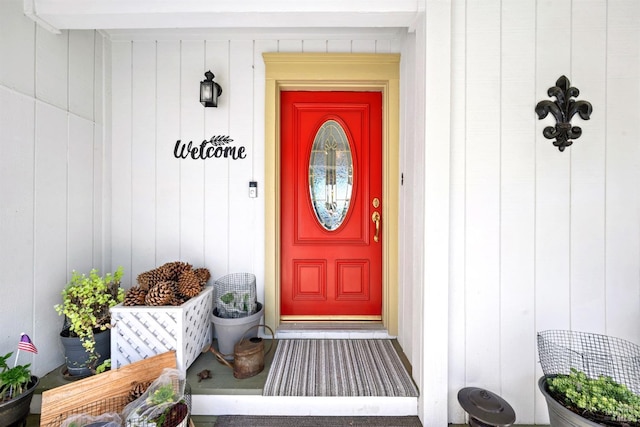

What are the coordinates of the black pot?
(0, 375, 39, 427)
(60, 328, 111, 378)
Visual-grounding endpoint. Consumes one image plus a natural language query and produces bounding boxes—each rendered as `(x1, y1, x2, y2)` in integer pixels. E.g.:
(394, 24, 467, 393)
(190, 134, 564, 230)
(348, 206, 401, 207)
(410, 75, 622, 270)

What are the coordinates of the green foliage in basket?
(548, 368, 640, 422)
(147, 384, 177, 406)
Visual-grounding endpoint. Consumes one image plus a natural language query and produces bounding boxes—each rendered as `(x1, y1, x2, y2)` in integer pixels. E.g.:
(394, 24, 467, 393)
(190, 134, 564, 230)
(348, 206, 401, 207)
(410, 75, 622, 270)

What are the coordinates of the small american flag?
(17, 333, 37, 354)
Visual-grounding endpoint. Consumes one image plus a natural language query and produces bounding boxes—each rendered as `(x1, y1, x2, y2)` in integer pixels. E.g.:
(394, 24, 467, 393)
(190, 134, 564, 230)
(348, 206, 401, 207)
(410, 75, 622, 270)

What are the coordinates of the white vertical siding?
(109, 33, 404, 293)
(2, 0, 639, 423)
(605, 0, 640, 340)
(0, 0, 105, 376)
(448, 0, 640, 424)
(110, 41, 134, 282)
(204, 39, 231, 275)
(0, 0, 35, 96)
(0, 89, 36, 362)
(156, 41, 183, 265)
(464, 0, 502, 393)
(35, 28, 68, 110)
(499, 0, 537, 423)
(227, 40, 256, 273)
(448, 0, 467, 422)
(131, 41, 158, 275)
(179, 41, 207, 268)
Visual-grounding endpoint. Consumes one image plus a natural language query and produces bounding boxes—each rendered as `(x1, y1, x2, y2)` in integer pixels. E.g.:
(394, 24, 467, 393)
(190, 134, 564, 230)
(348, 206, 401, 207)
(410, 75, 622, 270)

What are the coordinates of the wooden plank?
(40, 351, 177, 426)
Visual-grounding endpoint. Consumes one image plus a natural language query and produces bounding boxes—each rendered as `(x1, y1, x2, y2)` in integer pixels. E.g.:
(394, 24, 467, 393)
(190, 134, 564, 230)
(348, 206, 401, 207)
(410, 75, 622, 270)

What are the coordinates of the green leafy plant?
(129, 383, 187, 427)
(55, 267, 125, 370)
(548, 368, 640, 423)
(147, 384, 177, 406)
(0, 352, 33, 402)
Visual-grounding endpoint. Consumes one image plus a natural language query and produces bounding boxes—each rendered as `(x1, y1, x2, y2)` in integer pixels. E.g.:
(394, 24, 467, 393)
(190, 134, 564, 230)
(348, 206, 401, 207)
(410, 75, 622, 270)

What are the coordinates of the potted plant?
(539, 369, 640, 426)
(123, 368, 190, 427)
(0, 335, 39, 426)
(537, 330, 640, 427)
(55, 267, 125, 377)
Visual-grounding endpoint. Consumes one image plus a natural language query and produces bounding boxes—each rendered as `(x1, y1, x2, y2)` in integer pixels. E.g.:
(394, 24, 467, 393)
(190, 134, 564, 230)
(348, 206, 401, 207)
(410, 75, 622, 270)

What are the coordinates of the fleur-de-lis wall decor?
(535, 76, 593, 152)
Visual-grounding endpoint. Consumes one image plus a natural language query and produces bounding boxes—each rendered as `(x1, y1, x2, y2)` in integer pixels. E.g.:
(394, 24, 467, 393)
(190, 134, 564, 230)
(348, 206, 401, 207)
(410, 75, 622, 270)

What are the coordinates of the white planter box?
(110, 286, 213, 371)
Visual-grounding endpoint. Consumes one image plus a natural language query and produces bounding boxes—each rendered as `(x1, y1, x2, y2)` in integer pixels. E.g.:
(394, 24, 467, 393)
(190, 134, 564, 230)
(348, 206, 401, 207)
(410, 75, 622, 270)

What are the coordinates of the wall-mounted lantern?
(200, 70, 222, 108)
(535, 75, 593, 152)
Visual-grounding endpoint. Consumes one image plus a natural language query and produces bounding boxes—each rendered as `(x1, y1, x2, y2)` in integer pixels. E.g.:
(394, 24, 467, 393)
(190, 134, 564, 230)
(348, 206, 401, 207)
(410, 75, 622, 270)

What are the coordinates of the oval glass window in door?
(309, 119, 353, 231)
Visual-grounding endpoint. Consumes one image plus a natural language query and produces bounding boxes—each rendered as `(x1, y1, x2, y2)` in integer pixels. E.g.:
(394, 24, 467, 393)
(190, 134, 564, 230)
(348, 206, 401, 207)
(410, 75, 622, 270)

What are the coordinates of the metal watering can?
(209, 324, 274, 379)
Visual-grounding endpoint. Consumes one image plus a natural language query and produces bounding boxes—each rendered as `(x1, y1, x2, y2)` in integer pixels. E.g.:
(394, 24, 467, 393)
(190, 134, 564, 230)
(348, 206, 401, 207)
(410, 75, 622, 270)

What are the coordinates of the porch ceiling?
(24, 0, 421, 34)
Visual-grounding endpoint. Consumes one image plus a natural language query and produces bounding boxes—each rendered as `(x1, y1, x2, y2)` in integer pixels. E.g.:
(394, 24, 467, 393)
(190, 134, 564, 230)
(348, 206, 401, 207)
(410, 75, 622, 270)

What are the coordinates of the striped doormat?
(263, 339, 419, 397)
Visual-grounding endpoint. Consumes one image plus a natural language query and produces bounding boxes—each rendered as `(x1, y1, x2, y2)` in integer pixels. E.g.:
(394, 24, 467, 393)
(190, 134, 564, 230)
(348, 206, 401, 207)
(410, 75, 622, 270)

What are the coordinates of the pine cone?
(194, 268, 211, 286)
(136, 268, 167, 290)
(159, 261, 193, 281)
(145, 281, 175, 306)
(123, 286, 147, 306)
(170, 294, 188, 306)
(129, 380, 152, 402)
(178, 268, 203, 298)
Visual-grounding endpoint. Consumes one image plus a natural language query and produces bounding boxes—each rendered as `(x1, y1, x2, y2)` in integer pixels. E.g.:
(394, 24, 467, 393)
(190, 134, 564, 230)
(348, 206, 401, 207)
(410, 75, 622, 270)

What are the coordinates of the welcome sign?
(174, 135, 246, 160)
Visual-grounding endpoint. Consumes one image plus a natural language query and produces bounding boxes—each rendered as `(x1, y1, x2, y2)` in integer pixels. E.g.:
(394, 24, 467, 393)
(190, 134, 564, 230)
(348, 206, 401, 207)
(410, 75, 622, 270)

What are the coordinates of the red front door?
(280, 91, 382, 319)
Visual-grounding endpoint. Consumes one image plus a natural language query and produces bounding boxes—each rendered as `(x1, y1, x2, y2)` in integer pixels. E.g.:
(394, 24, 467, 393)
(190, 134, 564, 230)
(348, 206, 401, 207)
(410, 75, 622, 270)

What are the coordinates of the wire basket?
(44, 384, 191, 427)
(537, 330, 640, 394)
(213, 273, 257, 318)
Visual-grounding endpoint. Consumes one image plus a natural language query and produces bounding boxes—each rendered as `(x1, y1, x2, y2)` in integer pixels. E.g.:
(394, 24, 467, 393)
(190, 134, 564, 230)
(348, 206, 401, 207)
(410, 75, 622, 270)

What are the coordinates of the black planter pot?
(60, 328, 111, 378)
(0, 375, 39, 427)
(538, 376, 602, 427)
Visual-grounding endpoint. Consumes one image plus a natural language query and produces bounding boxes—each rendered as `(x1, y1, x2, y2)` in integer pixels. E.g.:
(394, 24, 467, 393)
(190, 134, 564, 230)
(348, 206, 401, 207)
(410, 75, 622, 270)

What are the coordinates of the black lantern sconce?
(535, 75, 593, 152)
(200, 70, 222, 108)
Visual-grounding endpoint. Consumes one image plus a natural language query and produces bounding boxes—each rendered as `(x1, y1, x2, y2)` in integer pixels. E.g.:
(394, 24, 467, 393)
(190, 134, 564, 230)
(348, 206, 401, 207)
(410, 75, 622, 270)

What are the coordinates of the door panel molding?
(263, 53, 400, 334)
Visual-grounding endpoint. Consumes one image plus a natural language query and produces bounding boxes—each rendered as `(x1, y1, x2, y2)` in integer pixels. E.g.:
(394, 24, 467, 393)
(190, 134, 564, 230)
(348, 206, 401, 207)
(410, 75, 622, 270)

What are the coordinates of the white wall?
(108, 30, 404, 306)
(3, 0, 640, 424)
(447, 0, 640, 424)
(0, 0, 106, 376)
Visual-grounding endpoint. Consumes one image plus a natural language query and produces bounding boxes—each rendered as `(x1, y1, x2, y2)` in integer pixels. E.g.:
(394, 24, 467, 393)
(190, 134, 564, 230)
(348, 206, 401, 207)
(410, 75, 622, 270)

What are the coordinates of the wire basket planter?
(213, 273, 257, 319)
(43, 384, 191, 427)
(537, 330, 640, 395)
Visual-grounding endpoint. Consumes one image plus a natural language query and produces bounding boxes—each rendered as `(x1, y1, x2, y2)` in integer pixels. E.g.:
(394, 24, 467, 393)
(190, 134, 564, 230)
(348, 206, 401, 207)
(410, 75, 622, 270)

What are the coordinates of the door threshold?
(276, 322, 395, 339)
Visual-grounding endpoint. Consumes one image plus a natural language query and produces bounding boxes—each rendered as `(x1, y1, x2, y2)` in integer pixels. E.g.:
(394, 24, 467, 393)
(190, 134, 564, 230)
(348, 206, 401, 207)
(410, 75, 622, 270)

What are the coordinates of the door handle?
(372, 211, 381, 243)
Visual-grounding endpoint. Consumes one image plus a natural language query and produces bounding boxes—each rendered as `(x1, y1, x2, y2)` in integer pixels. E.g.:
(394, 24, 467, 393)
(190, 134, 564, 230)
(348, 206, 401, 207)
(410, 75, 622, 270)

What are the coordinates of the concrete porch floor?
(29, 338, 420, 425)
